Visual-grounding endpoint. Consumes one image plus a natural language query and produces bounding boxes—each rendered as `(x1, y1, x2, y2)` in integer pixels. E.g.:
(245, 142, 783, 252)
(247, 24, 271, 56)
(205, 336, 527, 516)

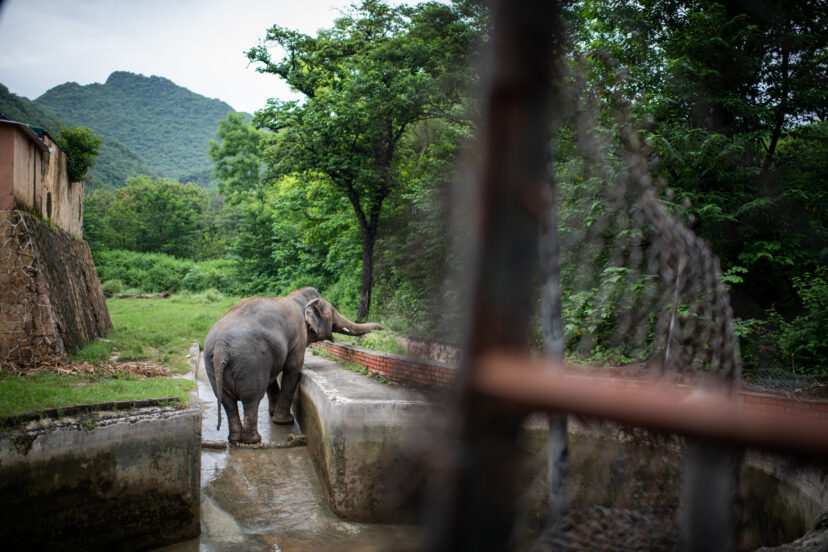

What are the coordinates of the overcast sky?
(0, 0, 371, 114)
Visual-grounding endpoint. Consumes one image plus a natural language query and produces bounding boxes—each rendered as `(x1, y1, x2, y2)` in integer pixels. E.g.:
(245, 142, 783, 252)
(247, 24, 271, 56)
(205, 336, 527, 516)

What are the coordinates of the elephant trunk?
(332, 310, 384, 336)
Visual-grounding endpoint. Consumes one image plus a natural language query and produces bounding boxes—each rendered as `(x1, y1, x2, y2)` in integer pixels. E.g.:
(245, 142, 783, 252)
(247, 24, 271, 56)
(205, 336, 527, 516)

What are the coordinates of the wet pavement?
(154, 350, 423, 552)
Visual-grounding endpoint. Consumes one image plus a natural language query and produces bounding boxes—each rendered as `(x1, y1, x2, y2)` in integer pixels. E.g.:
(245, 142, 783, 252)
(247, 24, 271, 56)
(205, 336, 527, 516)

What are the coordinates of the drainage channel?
(153, 349, 422, 552)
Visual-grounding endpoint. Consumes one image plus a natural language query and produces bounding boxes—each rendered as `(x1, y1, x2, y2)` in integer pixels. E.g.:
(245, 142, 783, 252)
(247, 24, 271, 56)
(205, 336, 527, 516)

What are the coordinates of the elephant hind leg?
(241, 398, 263, 444)
(222, 398, 243, 444)
(267, 379, 280, 419)
(272, 368, 300, 425)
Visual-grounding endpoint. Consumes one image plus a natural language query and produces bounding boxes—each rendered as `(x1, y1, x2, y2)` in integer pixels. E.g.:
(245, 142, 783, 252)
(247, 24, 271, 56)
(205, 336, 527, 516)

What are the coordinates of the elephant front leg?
(272, 369, 300, 424)
(222, 398, 243, 444)
(241, 398, 263, 444)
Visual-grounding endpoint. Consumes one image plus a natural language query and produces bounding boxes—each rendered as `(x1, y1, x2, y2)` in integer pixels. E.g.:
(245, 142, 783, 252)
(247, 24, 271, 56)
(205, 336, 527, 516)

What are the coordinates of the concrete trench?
(153, 348, 425, 552)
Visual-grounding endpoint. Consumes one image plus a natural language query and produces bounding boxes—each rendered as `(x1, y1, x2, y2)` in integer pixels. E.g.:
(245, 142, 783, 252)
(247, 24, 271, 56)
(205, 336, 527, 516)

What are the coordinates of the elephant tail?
(212, 343, 230, 431)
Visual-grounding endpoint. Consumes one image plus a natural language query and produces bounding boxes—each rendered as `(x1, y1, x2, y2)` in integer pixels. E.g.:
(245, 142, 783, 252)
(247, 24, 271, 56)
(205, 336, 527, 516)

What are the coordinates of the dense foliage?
(73, 1, 825, 375)
(570, 0, 828, 373)
(93, 249, 240, 296)
(55, 124, 102, 182)
(246, 0, 482, 318)
(84, 175, 234, 259)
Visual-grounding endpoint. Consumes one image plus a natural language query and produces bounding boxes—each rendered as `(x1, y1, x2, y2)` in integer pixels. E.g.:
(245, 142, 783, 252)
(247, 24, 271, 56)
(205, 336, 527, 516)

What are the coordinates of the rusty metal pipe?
(472, 351, 828, 457)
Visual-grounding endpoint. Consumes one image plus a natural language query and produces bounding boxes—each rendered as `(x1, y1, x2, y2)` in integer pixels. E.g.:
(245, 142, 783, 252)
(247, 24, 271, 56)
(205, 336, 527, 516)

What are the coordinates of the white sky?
(0, 0, 369, 114)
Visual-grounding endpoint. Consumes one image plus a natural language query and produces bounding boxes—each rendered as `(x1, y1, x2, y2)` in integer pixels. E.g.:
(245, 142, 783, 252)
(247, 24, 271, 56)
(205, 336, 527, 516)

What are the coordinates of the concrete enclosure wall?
(296, 355, 436, 522)
(0, 403, 201, 551)
(0, 210, 111, 362)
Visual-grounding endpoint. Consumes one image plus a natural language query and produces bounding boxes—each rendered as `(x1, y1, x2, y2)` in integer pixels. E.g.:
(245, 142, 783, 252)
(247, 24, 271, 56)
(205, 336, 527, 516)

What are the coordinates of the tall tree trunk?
(357, 219, 378, 320)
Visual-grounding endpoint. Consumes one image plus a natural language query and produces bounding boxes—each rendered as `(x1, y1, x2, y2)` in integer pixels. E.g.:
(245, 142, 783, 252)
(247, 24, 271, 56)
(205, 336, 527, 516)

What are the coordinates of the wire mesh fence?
(426, 2, 827, 551)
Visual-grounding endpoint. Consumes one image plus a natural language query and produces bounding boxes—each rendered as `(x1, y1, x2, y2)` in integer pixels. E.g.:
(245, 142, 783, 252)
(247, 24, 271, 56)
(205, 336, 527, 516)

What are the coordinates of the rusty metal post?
(430, 1, 560, 550)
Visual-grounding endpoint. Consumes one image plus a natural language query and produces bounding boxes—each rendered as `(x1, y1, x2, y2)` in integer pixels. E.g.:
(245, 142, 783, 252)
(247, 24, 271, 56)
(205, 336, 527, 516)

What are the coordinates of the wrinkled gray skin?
(204, 287, 383, 444)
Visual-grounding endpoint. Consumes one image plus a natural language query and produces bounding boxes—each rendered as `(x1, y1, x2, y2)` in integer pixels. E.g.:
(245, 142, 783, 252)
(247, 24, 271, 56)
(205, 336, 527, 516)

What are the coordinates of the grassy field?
(0, 290, 240, 419)
(74, 290, 240, 372)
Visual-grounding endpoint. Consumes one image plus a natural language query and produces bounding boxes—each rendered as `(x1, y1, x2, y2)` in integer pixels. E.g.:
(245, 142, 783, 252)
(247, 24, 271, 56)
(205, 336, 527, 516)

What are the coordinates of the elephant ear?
(304, 298, 323, 337)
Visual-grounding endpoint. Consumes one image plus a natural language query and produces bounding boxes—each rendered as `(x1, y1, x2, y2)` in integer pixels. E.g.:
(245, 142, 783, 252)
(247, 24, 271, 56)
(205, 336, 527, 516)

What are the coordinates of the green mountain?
(0, 83, 60, 130)
(31, 71, 240, 187)
(1, 82, 156, 191)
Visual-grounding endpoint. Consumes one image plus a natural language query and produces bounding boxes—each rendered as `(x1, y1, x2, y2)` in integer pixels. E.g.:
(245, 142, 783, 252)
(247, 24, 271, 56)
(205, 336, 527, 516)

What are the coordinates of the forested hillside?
(0, 84, 154, 190)
(0, 83, 59, 130)
(34, 71, 240, 186)
(1, 73, 231, 190)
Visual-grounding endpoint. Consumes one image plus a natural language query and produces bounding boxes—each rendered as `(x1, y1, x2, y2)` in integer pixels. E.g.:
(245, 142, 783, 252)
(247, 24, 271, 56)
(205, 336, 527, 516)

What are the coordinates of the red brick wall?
(314, 341, 456, 388)
(313, 341, 828, 421)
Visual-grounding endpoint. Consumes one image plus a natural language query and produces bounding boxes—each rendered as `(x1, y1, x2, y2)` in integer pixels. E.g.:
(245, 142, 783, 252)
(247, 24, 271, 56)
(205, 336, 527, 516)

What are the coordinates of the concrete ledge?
(0, 403, 201, 551)
(296, 353, 435, 522)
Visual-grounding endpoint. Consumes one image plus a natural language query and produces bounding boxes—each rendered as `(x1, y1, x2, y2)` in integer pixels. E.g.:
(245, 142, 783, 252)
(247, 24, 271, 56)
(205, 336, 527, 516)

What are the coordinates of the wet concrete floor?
(154, 352, 423, 552)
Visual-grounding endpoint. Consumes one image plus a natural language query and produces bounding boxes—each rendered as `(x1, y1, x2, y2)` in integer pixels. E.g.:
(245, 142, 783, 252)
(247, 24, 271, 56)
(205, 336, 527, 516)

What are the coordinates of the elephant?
(203, 287, 383, 444)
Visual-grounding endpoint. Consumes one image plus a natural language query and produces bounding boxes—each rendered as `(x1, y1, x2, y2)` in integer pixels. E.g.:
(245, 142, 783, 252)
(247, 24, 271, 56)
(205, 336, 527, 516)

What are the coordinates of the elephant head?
(304, 297, 384, 343)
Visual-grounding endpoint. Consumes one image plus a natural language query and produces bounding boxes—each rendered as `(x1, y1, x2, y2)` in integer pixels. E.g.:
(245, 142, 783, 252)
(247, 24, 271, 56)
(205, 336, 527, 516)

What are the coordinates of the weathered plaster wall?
(0, 210, 111, 362)
(0, 123, 82, 236)
(0, 127, 15, 210)
(40, 133, 83, 237)
(9, 127, 42, 215)
(0, 402, 202, 551)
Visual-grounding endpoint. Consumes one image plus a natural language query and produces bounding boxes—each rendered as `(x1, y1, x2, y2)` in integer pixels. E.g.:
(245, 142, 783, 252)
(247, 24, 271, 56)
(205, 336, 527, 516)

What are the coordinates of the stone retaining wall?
(0, 401, 201, 551)
(0, 210, 111, 363)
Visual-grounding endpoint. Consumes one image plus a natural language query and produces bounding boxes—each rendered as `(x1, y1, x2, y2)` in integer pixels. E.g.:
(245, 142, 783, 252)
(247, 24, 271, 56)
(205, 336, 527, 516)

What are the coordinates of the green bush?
(777, 269, 828, 374)
(101, 279, 123, 294)
(93, 249, 241, 295)
(740, 268, 828, 376)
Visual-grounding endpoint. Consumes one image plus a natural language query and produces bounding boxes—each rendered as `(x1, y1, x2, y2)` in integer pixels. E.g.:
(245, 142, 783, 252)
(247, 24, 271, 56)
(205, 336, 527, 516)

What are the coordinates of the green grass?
(0, 372, 194, 419)
(80, 290, 240, 373)
(1, 289, 242, 421)
(334, 330, 407, 356)
(311, 347, 392, 384)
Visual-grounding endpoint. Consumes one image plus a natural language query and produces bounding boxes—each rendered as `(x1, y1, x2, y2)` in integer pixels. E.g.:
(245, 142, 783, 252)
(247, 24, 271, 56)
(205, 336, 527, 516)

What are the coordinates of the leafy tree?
(208, 112, 267, 199)
(573, 1, 828, 372)
(578, 2, 827, 312)
(55, 124, 102, 182)
(247, 0, 481, 318)
(84, 176, 209, 259)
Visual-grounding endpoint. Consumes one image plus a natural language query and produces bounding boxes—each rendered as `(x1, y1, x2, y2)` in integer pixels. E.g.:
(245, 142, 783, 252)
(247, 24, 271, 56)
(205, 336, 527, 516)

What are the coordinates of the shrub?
(777, 269, 828, 374)
(740, 268, 828, 376)
(101, 279, 123, 294)
(93, 249, 242, 295)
